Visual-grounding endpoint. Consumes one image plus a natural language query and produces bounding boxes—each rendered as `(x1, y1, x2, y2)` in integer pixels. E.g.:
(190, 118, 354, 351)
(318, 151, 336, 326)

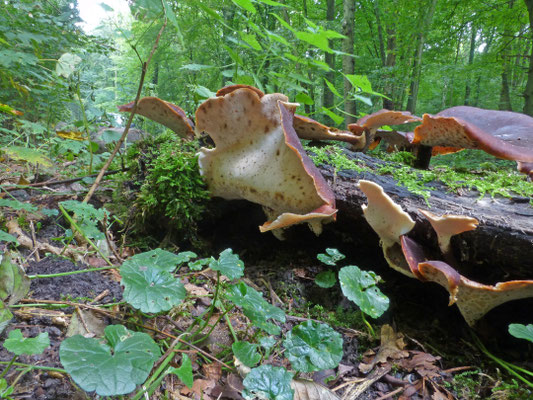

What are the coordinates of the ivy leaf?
(0, 254, 30, 305)
(60, 325, 161, 396)
(242, 365, 294, 400)
(128, 249, 185, 272)
(317, 248, 345, 266)
(169, 354, 193, 388)
(283, 320, 343, 372)
(3, 329, 50, 355)
(226, 282, 285, 335)
(121, 253, 186, 313)
(339, 265, 389, 319)
(315, 270, 336, 288)
(209, 248, 244, 280)
(509, 324, 533, 343)
(232, 341, 261, 367)
(232, 0, 256, 13)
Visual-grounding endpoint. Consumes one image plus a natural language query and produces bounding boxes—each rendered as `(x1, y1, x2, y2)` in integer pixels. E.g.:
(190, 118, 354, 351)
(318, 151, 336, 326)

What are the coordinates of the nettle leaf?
(209, 248, 244, 280)
(232, 341, 261, 367)
(226, 282, 285, 335)
(321, 107, 344, 126)
(121, 252, 186, 313)
(169, 354, 193, 388)
(60, 325, 161, 396)
(317, 248, 345, 266)
(324, 78, 342, 98)
(345, 74, 372, 93)
(295, 92, 314, 105)
(3, 329, 50, 355)
(509, 324, 533, 343)
(283, 320, 343, 372)
(339, 265, 389, 319)
(242, 365, 294, 400)
(3, 146, 52, 167)
(315, 270, 336, 288)
(239, 32, 262, 51)
(295, 31, 332, 53)
(0, 254, 30, 305)
(0, 230, 18, 245)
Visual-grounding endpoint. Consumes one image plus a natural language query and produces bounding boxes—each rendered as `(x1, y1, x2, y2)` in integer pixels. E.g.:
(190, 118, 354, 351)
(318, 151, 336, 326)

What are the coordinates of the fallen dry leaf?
(359, 324, 409, 373)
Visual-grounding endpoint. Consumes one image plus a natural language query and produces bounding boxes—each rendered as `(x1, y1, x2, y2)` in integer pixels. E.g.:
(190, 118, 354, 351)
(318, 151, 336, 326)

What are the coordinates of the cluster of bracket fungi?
(119, 84, 533, 327)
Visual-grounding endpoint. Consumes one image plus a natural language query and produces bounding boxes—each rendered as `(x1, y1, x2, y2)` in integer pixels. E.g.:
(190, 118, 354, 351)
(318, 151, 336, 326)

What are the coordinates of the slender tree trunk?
(374, 0, 386, 66)
(323, 0, 336, 123)
(383, 28, 397, 109)
(406, 0, 438, 114)
(523, 0, 533, 115)
(473, 29, 494, 107)
(342, 0, 356, 124)
(499, 62, 513, 110)
(464, 25, 476, 105)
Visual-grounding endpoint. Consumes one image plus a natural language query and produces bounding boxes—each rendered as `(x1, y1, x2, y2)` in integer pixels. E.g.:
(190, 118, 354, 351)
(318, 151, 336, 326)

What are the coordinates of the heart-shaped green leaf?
(226, 282, 285, 335)
(121, 252, 186, 313)
(0, 300, 13, 335)
(209, 248, 244, 280)
(339, 265, 389, 319)
(242, 365, 294, 400)
(60, 325, 161, 396)
(0, 254, 30, 305)
(3, 329, 49, 355)
(315, 270, 336, 288)
(169, 354, 193, 388)
(509, 324, 533, 343)
(127, 249, 186, 272)
(232, 341, 261, 367)
(283, 320, 343, 373)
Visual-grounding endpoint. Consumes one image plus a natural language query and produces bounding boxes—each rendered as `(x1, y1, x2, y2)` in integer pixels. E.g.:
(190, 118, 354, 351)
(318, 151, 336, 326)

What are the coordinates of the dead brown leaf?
(359, 324, 409, 374)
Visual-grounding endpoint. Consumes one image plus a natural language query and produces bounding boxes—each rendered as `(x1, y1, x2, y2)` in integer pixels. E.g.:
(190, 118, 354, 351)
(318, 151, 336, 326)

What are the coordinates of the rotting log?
(318, 150, 533, 282)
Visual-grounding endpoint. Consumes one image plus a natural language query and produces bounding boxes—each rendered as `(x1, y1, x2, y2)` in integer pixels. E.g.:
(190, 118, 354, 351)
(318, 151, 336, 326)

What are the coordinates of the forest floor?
(1, 158, 533, 400)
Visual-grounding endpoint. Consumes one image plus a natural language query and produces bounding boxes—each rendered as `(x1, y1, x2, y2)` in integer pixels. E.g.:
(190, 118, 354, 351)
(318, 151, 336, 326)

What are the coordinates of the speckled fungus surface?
(359, 180, 533, 326)
(195, 87, 337, 237)
(118, 97, 195, 139)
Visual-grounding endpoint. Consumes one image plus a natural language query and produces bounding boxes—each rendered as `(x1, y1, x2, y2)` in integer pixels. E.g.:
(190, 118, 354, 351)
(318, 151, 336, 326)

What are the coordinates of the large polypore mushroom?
(359, 179, 533, 326)
(195, 87, 337, 237)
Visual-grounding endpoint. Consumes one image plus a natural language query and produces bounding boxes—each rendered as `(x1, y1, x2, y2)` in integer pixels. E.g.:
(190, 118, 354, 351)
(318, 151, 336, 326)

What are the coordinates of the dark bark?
(342, 0, 356, 124)
(406, 0, 438, 114)
(499, 62, 513, 111)
(523, 0, 533, 115)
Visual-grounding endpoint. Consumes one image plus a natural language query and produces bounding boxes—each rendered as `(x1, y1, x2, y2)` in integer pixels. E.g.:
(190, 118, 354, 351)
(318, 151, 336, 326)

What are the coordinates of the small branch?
(83, 20, 167, 204)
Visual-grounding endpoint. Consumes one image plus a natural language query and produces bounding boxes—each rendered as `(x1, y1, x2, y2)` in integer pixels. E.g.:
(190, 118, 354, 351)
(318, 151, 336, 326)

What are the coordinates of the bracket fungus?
(359, 180, 533, 326)
(195, 87, 337, 237)
(118, 97, 195, 139)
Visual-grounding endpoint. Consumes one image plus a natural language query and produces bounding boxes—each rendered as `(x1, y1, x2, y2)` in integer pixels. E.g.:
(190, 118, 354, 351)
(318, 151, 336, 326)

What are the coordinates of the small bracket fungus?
(118, 97, 195, 139)
(419, 209, 478, 263)
(195, 87, 337, 237)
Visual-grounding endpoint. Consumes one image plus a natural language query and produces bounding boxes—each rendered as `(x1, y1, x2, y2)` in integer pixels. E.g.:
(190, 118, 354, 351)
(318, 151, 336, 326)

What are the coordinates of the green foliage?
(508, 324, 533, 343)
(317, 248, 346, 266)
(242, 365, 294, 400)
(0, 300, 13, 335)
(283, 320, 343, 372)
(123, 132, 210, 240)
(0, 231, 18, 245)
(3, 329, 50, 356)
(168, 354, 194, 389)
(209, 248, 245, 280)
(339, 265, 389, 319)
(226, 281, 286, 335)
(59, 325, 161, 396)
(315, 270, 337, 288)
(59, 200, 108, 241)
(232, 341, 262, 367)
(0, 378, 14, 399)
(120, 249, 187, 313)
(0, 254, 30, 306)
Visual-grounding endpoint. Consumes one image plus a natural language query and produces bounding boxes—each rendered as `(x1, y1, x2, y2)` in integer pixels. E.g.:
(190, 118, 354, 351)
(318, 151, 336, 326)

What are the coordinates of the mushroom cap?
(216, 84, 265, 98)
(419, 209, 478, 255)
(349, 109, 422, 132)
(358, 180, 415, 247)
(293, 114, 365, 148)
(418, 260, 533, 326)
(196, 87, 336, 235)
(118, 97, 195, 139)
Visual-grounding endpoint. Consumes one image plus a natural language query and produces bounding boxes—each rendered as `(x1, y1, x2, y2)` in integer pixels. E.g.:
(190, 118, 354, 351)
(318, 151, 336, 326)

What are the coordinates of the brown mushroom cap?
(196, 87, 337, 236)
(358, 180, 415, 247)
(350, 109, 422, 131)
(419, 209, 478, 256)
(216, 84, 265, 98)
(118, 97, 195, 139)
(293, 114, 365, 148)
(418, 260, 533, 326)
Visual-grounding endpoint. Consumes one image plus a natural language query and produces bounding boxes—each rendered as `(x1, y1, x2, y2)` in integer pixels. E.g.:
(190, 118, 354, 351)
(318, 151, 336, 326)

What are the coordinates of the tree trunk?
(473, 29, 494, 107)
(383, 27, 397, 109)
(322, 0, 336, 124)
(464, 25, 476, 105)
(523, 0, 533, 115)
(342, 0, 356, 124)
(406, 0, 438, 114)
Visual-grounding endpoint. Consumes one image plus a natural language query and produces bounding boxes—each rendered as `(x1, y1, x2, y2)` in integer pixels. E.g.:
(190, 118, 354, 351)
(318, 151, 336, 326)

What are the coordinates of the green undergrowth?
(307, 145, 532, 206)
(112, 131, 210, 244)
